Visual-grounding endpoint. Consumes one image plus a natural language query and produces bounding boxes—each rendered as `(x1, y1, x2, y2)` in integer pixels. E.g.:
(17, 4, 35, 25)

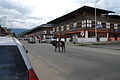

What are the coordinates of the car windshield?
(53, 37, 56, 39)
(31, 38, 35, 40)
(0, 46, 28, 80)
(46, 37, 49, 39)
(46, 37, 56, 39)
(29, 37, 34, 39)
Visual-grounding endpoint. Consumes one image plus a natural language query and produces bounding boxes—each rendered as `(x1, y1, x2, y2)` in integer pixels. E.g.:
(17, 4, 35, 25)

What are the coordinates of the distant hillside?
(11, 28, 28, 35)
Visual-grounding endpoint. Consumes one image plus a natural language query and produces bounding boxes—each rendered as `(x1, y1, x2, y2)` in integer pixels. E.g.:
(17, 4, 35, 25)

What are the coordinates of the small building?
(47, 6, 120, 43)
(0, 25, 2, 35)
(3, 27, 12, 35)
(0, 26, 12, 36)
(24, 24, 53, 39)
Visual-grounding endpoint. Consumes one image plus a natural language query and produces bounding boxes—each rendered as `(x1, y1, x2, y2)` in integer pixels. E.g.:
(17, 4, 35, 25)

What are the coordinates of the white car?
(0, 36, 39, 80)
(28, 37, 36, 43)
(44, 36, 57, 43)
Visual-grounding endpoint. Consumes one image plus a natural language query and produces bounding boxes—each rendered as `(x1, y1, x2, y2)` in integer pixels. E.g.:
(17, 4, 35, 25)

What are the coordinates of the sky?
(0, 0, 120, 29)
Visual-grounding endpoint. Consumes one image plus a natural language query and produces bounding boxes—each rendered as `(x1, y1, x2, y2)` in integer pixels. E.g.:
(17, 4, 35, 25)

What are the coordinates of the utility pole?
(95, 0, 100, 41)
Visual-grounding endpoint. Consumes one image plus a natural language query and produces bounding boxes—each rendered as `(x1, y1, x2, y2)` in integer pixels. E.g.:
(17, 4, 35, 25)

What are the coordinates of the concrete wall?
(100, 38, 107, 42)
(77, 38, 96, 43)
(117, 38, 120, 40)
(109, 38, 115, 41)
(57, 36, 119, 43)
(109, 37, 120, 41)
(65, 37, 107, 43)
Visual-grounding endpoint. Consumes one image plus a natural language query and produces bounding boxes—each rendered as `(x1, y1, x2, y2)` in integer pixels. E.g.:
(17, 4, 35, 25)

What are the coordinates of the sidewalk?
(65, 41, 120, 51)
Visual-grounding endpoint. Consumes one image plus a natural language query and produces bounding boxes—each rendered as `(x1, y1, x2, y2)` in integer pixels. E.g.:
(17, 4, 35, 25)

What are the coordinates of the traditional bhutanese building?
(47, 6, 120, 43)
(23, 24, 53, 39)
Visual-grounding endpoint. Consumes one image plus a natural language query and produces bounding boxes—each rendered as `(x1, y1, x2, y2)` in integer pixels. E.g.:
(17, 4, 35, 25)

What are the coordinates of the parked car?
(44, 36, 57, 43)
(41, 39, 46, 43)
(28, 37, 36, 43)
(0, 36, 39, 80)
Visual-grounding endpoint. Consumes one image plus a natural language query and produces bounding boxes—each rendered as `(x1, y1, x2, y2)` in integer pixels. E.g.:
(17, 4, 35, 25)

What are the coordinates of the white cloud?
(27, 0, 78, 18)
(0, 0, 120, 29)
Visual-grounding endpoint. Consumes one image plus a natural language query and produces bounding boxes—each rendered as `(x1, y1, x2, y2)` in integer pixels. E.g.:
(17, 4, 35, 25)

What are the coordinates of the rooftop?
(107, 15, 120, 19)
(47, 6, 115, 24)
(22, 24, 52, 35)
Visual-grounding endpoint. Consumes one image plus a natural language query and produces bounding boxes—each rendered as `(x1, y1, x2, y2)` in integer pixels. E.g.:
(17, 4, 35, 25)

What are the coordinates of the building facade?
(0, 25, 12, 36)
(24, 24, 53, 39)
(48, 6, 120, 43)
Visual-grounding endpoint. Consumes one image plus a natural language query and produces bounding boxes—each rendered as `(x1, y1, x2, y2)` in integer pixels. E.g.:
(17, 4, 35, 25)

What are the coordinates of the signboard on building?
(72, 27, 76, 31)
(80, 31, 84, 36)
(115, 29, 118, 32)
(96, 24, 103, 28)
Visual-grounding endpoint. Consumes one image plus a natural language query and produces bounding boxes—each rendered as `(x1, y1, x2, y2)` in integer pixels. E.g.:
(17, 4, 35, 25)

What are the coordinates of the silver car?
(0, 36, 39, 80)
(28, 37, 36, 43)
(44, 36, 57, 43)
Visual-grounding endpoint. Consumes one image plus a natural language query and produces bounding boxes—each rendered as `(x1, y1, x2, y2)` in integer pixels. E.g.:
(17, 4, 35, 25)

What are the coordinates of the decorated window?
(97, 21, 102, 28)
(106, 23, 110, 28)
(87, 20, 92, 27)
(82, 20, 86, 27)
(102, 23, 106, 28)
(73, 22, 77, 27)
(64, 26, 66, 30)
(53, 28, 55, 32)
(114, 24, 118, 29)
(66, 25, 70, 30)
(50, 31, 53, 34)
(77, 21, 82, 27)
(43, 30, 47, 34)
(56, 27, 59, 32)
(61, 26, 64, 31)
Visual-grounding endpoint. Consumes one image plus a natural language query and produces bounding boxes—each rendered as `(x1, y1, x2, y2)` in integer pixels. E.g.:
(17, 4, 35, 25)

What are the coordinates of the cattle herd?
(51, 41, 65, 52)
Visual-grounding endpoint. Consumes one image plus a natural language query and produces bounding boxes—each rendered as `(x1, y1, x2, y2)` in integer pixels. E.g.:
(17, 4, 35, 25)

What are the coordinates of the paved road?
(87, 44, 120, 50)
(22, 41, 120, 80)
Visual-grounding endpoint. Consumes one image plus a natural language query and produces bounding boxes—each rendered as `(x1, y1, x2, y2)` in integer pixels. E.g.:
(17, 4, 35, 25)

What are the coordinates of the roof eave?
(47, 6, 115, 24)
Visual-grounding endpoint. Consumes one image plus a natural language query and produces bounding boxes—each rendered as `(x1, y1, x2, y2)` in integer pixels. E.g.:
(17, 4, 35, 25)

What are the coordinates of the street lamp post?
(95, 0, 100, 41)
